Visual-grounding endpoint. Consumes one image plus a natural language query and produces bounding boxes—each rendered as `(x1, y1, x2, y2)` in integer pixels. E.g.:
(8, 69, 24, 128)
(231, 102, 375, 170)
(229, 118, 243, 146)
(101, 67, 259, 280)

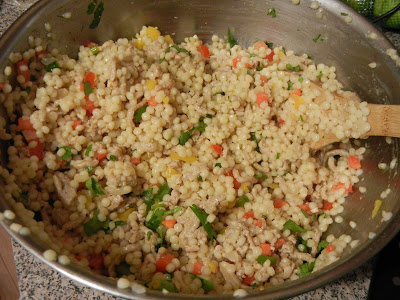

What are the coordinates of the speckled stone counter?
(1, 1, 399, 299)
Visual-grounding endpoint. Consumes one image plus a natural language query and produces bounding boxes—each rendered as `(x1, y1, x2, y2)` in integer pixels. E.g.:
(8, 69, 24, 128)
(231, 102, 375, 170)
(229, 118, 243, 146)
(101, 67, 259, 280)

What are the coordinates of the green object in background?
(342, 0, 375, 17)
(374, 0, 400, 29)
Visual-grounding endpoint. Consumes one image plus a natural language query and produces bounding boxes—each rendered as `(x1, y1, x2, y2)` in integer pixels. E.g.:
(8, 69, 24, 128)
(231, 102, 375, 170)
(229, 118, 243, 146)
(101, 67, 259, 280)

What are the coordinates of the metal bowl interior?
(0, 0, 399, 299)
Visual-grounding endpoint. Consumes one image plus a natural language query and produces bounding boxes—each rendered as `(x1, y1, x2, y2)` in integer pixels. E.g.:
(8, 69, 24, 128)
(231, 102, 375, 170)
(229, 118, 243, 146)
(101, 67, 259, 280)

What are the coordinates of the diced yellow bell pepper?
(372, 200, 382, 218)
(170, 152, 198, 163)
(146, 26, 160, 41)
(241, 183, 249, 194)
(134, 37, 144, 50)
(146, 80, 156, 91)
(293, 94, 304, 110)
(118, 208, 135, 221)
(207, 262, 217, 273)
(278, 51, 285, 58)
(163, 96, 170, 104)
(267, 183, 279, 189)
(164, 35, 174, 45)
(164, 167, 178, 178)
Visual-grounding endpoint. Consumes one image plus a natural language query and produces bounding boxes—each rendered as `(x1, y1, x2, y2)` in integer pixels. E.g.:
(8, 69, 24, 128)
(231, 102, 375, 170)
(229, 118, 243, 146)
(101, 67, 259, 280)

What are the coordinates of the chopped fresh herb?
(255, 171, 268, 179)
(115, 261, 131, 276)
(312, 213, 317, 221)
(276, 153, 280, 159)
(298, 261, 315, 277)
(236, 195, 250, 207)
(147, 231, 152, 240)
(288, 80, 293, 90)
(190, 204, 217, 240)
(250, 53, 257, 57)
(197, 118, 208, 132)
(214, 91, 225, 96)
(197, 176, 203, 181)
(190, 274, 214, 292)
(164, 206, 182, 216)
(179, 116, 208, 145)
(85, 177, 105, 197)
(146, 207, 166, 230)
(114, 221, 126, 227)
(267, 8, 277, 18)
(296, 236, 310, 253)
(141, 188, 154, 200)
(206, 114, 213, 119)
(154, 279, 178, 293)
(256, 61, 263, 72)
(85, 166, 94, 173)
(87, 0, 97, 14)
(257, 255, 277, 265)
(44, 61, 60, 72)
(286, 64, 301, 72)
(89, 1, 104, 29)
(83, 210, 109, 236)
(341, 12, 348, 16)
(316, 71, 323, 79)
(250, 283, 259, 288)
(307, 54, 313, 59)
(299, 76, 304, 82)
(155, 225, 166, 252)
(215, 163, 222, 168)
(90, 45, 99, 55)
(133, 105, 148, 123)
(250, 132, 261, 153)
(145, 184, 171, 216)
(265, 41, 274, 48)
(170, 45, 192, 56)
(283, 219, 307, 233)
(85, 144, 93, 157)
(301, 209, 308, 218)
(84, 80, 94, 95)
(159, 58, 165, 64)
(317, 240, 329, 252)
(247, 70, 251, 75)
(227, 28, 237, 48)
(59, 146, 73, 161)
(299, 115, 304, 122)
(109, 155, 116, 161)
(22, 86, 31, 94)
(313, 34, 323, 43)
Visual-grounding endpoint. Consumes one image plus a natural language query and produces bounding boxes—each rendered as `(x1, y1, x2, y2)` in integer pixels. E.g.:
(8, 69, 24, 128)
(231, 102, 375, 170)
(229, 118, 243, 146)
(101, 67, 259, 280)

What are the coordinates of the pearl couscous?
(0, 26, 370, 295)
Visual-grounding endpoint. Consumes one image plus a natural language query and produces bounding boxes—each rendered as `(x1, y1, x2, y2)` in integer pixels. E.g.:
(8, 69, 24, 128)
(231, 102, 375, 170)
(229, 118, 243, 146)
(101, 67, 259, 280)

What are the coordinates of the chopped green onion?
(90, 45, 99, 55)
(227, 28, 237, 48)
(283, 219, 307, 233)
(45, 61, 60, 72)
(87, 0, 97, 14)
(298, 261, 315, 277)
(276, 153, 280, 159)
(255, 171, 268, 179)
(301, 209, 308, 218)
(85, 166, 94, 173)
(214, 91, 225, 96)
(114, 220, 126, 227)
(286, 64, 301, 72)
(288, 80, 293, 90)
(190, 274, 214, 292)
(197, 176, 203, 181)
(154, 279, 178, 293)
(170, 45, 192, 56)
(299, 76, 304, 82)
(190, 204, 217, 240)
(215, 163, 222, 168)
(316, 71, 323, 79)
(313, 34, 323, 43)
(147, 231, 152, 240)
(256, 255, 277, 265)
(256, 62, 263, 72)
(85, 177, 105, 197)
(59, 146, 73, 161)
(250, 53, 257, 57)
(317, 240, 329, 252)
(85, 144, 93, 157)
(300, 115, 304, 122)
(236, 195, 250, 207)
(134, 105, 148, 123)
(83, 209, 109, 236)
(109, 155, 116, 161)
(250, 132, 261, 153)
(265, 41, 274, 48)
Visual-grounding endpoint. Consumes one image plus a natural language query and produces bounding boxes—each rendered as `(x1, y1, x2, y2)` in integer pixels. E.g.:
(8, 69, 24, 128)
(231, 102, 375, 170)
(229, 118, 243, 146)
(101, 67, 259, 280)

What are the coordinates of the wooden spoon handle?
(367, 104, 400, 137)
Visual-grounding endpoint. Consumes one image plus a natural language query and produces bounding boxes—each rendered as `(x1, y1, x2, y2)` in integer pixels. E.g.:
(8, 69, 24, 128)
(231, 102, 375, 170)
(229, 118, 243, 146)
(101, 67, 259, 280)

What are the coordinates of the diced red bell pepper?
(83, 72, 95, 88)
(242, 275, 255, 286)
(254, 219, 263, 228)
(72, 120, 82, 130)
(85, 98, 96, 116)
(242, 211, 255, 220)
(256, 92, 269, 107)
(29, 141, 44, 160)
(97, 153, 107, 161)
(199, 45, 210, 59)
(161, 219, 176, 229)
(18, 117, 35, 131)
(326, 244, 335, 253)
(224, 171, 241, 189)
(211, 144, 223, 156)
(192, 262, 204, 276)
(148, 96, 158, 107)
(156, 253, 175, 273)
(348, 155, 361, 170)
(260, 243, 272, 256)
(253, 41, 269, 50)
(260, 76, 269, 87)
(273, 199, 287, 209)
(131, 157, 141, 165)
(265, 50, 275, 62)
(89, 253, 104, 270)
(274, 238, 285, 250)
(322, 200, 333, 211)
(298, 203, 311, 214)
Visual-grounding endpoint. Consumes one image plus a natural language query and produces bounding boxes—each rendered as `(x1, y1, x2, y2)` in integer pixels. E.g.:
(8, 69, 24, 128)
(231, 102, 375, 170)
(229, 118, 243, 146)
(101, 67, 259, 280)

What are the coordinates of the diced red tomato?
(298, 203, 311, 214)
(72, 120, 82, 130)
(245, 63, 252, 69)
(242, 211, 255, 220)
(22, 130, 38, 142)
(253, 41, 269, 50)
(331, 182, 353, 194)
(348, 155, 361, 170)
(265, 50, 275, 62)
(199, 45, 210, 59)
(211, 144, 223, 156)
(256, 92, 269, 108)
(35, 50, 48, 57)
(156, 253, 175, 273)
(260, 243, 272, 256)
(291, 89, 302, 97)
(89, 253, 104, 270)
(97, 153, 107, 161)
(16, 59, 29, 68)
(279, 119, 285, 125)
(322, 200, 333, 211)
(254, 219, 263, 228)
(260, 76, 269, 87)
(232, 56, 242, 69)
(29, 141, 44, 160)
(274, 238, 285, 250)
(224, 171, 241, 189)
(83, 72, 96, 88)
(326, 244, 335, 253)
(192, 262, 204, 276)
(273, 199, 287, 209)
(85, 98, 96, 116)
(161, 219, 176, 229)
(18, 117, 35, 131)
(131, 157, 141, 165)
(148, 96, 158, 107)
(242, 275, 255, 286)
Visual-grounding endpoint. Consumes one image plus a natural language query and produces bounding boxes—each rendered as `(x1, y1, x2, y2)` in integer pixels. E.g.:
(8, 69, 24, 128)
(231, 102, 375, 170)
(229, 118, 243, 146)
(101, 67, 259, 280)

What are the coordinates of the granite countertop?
(1, 1, 399, 299)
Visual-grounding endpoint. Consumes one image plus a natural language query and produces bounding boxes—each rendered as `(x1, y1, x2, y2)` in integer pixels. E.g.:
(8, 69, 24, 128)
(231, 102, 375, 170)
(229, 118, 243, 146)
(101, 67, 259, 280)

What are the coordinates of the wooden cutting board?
(0, 225, 19, 300)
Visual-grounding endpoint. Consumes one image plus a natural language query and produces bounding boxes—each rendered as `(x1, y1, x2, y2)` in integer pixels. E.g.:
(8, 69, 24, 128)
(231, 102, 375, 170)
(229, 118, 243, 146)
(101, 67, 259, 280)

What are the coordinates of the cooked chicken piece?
(53, 172, 76, 205)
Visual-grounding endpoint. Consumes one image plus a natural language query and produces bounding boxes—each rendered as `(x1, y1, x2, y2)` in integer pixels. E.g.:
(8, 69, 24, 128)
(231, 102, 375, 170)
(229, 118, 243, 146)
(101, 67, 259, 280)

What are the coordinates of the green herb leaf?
(313, 34, 323, 43)
(190, 204, 217, 240)
(134, 105, 148, 123)
(83, 210, 109, 236)
(316, 71, 323, 79)
(146, 207, 166, 230)
(196, 118, 208, 133)
(317, 240, 329, 252)
(115, 261, 131, 276)
(164, 206, 182, 216)
(256, 255, 277, 265)
(84, 80, 94, 96)
(59, 146, 73, 161)
(250, 53, 257, 57)
(90, 45, 99, 55)
(256, 61, 263, 72)
(286, 64, 301, 72)
(250, 283, 259, 288)
(170, 45, 192, 56)
(145, 185, 171, 216)
(299, 76, 304, 82)
(227, 28, 237, 48)
(265, 41, 274, 48)
(283, 219, 307, 233)
(341, 12, 348, 16)
(288, 80, 293, 90)
(114, 220, 126, 227)
(87, 0, 97, 14)
(190, 274, 214, 292)
(300, 115, 304, 122)
(197, 176, 203, 181)
(147, 231, 152, 240)
(155, 225, 166, 252)
(85, 166, 94, 173)
(301, 209, 308, 218)
(179, 127, 196, 145)
(206, 114, 213, 119)
(276, 153, 280, 159)
(215, 163, 222, 168)
(267, 8, 277, 18)
(22, 86, 31, 94)
(255, 171, 268, 179)
(250, 132, 261, 153)
(307, 54, 313, 59)
(109, 155, 116, 161)
(89, 1, 104, 29)
(154, 279, 178, 293)
(85, 177, 105, 197)
(85, 144, 93, 157)
(236, 195, 250, 207)
(45, 61, 60, 72)
(298, 261, 315, 277)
